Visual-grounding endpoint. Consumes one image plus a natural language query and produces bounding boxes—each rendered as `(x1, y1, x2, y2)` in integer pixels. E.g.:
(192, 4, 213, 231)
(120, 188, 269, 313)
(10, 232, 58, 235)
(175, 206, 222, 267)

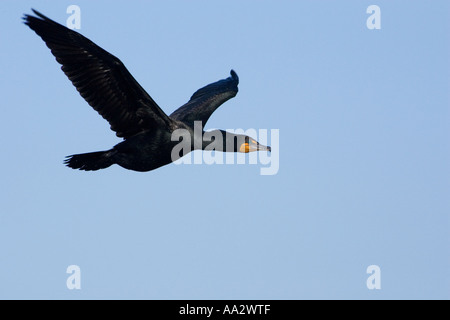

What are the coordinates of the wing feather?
(170, 70, 239, 128)
(24, 9, 172, 138)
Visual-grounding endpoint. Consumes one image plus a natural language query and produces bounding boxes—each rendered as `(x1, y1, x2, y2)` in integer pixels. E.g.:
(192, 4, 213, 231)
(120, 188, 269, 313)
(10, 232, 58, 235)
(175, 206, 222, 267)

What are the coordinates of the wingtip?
(30, 8, 45, 19)
(22, 9, 34, 24)
(23, 8, 51, 24)
(230, 69, 239, 83)
(22, 9, 38, 25)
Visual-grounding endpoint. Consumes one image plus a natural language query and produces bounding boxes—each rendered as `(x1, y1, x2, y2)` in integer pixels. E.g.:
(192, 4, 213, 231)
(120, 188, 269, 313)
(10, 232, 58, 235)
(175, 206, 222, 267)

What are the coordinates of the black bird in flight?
(23, 9, 271, 172)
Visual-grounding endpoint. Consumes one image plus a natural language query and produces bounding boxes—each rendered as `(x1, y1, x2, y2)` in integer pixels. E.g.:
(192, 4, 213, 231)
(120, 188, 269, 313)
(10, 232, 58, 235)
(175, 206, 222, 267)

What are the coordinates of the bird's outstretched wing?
(23, 9, 172, 138)
(170, 70, 239, 128)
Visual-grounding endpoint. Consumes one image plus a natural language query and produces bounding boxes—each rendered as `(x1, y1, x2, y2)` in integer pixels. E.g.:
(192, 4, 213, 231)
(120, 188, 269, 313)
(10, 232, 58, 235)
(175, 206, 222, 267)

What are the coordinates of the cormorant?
(23, 10, 271, 172)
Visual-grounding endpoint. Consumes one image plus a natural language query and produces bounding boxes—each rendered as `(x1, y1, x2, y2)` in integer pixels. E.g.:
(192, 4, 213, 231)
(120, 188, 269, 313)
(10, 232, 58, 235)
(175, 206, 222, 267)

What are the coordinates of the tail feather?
(65, 150, 114, 171)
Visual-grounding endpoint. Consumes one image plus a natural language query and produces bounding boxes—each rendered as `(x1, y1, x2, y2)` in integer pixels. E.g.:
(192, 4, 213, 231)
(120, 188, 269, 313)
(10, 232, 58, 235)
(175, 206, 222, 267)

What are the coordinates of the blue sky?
(0, 1, 448, 299)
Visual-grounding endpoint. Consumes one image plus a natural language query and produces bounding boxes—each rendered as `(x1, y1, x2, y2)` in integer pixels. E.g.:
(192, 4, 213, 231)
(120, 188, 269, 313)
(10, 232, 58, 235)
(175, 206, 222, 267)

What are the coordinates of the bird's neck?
(201, 130, 242, 152)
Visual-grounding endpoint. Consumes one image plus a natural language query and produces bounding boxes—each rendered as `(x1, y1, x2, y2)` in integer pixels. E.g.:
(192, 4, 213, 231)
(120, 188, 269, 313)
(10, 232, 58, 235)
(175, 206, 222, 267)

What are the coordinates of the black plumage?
(23, 9, 270, 172)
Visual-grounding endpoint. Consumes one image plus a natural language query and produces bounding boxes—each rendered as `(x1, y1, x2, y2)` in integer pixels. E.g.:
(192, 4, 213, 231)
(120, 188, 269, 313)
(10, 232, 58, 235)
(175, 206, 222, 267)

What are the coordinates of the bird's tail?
(64, 150, 115, 171)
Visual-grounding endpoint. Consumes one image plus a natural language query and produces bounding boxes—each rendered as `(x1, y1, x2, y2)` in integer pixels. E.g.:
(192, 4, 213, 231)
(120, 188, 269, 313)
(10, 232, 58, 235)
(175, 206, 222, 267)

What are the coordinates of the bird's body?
(24, 9, 270, 172)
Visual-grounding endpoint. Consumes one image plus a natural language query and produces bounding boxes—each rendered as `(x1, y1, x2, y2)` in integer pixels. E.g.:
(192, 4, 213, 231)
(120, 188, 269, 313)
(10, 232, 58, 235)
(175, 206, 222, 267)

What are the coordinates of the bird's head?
(202, 130, 271, 153)
(238, 136, 271, 153)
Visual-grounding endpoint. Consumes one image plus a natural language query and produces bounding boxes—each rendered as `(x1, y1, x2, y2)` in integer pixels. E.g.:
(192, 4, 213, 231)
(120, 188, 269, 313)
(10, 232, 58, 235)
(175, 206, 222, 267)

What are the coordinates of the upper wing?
(23, 9, 172, 138)
(170, 70, 239, 128)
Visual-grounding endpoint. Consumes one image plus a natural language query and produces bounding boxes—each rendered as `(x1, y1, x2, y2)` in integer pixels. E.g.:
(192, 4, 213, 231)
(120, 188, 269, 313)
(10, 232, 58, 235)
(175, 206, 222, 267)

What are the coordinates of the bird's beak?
(256, 143, 271, 152)
(240, 141, 271, 153)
